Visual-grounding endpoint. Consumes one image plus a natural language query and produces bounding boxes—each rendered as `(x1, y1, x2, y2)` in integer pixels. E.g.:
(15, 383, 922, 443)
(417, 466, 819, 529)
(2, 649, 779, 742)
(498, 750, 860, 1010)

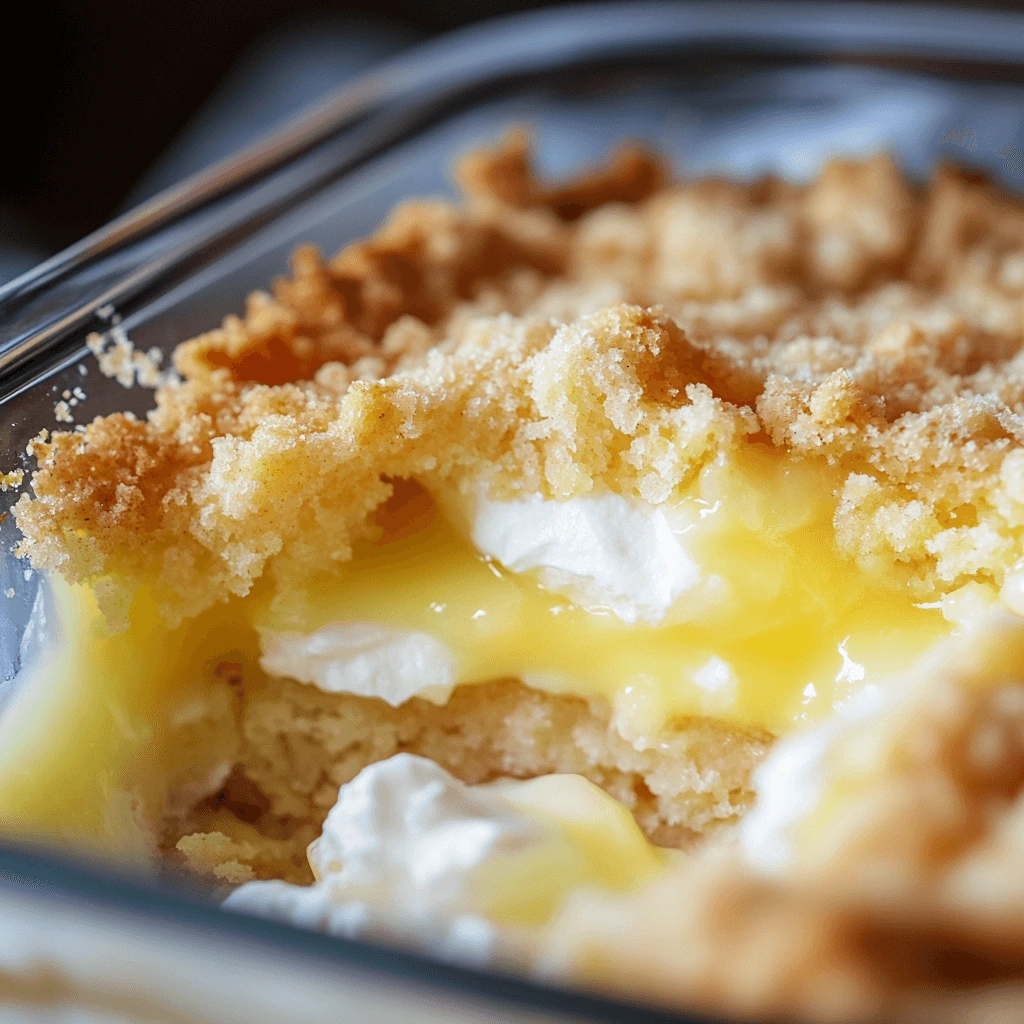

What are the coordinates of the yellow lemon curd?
(478, 773, 672, 926)
(0, 444, 948, 855)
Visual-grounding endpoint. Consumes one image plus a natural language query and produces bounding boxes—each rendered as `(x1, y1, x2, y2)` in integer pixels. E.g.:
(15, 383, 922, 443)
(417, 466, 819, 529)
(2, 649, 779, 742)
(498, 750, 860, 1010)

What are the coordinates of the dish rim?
(1, 0, 1023, 385)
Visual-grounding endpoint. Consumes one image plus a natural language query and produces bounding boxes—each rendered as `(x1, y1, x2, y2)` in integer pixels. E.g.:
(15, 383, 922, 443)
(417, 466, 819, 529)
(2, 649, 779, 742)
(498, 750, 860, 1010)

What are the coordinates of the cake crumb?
(86, 327, 177, 390)
(176, 831, 256, 884)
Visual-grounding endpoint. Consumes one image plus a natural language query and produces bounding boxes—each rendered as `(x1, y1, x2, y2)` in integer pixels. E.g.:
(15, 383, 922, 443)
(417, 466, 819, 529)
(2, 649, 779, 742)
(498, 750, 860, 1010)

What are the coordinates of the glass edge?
(0, 839, 726, 1024)
(2, 0, 1022, 333)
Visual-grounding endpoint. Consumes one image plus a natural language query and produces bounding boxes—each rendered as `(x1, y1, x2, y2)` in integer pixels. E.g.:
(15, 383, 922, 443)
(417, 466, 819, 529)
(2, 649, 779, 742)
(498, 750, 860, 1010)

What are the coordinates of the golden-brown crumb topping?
(13, 134, 1024, 631)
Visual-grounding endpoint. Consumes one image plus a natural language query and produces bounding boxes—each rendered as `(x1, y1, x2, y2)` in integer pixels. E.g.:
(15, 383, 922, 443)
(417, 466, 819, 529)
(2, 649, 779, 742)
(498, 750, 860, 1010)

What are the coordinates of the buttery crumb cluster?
(12, 134, 1024, 1023)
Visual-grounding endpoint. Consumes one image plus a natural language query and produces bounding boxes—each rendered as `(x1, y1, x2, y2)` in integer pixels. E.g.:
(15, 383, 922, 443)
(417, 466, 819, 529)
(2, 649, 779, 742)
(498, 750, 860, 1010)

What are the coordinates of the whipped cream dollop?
(225, 754, 664, 962)
(259, 624, 455, 706)
(469, 489, 702, 624)
(225, 754, 553, 962)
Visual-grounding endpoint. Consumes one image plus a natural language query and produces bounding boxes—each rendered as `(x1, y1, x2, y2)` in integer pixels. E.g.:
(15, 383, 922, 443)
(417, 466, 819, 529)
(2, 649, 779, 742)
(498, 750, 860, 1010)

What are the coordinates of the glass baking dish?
(1, 2, 1023, 1020)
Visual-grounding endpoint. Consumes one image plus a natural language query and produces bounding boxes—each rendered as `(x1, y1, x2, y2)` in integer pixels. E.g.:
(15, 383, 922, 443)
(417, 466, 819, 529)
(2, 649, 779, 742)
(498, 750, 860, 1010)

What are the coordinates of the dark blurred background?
(2, 0, 1022, 281)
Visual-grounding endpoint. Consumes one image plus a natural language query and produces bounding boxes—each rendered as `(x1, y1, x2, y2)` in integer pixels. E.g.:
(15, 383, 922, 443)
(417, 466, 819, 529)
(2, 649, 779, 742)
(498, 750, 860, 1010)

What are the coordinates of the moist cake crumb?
(166, 679, 771, 885)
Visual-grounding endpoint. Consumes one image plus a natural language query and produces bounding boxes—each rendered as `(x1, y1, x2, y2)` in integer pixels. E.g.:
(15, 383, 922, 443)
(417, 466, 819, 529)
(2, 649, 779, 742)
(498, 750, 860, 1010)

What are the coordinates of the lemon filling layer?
(0, 443, 949, 850)
(260, 447, 949, 740)
(0, 580, 255, 850)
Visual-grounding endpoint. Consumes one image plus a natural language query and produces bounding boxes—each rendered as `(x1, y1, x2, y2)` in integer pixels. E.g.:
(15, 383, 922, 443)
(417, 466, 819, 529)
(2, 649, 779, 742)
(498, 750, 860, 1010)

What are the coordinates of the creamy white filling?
(469, 489, 702, 625)
(258, 487, 712, 705)
(224, 754, 554, 963)
(256, 488, 706, 703)
(259, 624, 456, 707)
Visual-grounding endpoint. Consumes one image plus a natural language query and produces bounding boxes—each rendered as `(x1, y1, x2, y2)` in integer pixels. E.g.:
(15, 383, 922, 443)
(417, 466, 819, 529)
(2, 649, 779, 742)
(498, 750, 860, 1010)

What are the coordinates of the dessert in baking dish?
(6, 132, 1024, 1020)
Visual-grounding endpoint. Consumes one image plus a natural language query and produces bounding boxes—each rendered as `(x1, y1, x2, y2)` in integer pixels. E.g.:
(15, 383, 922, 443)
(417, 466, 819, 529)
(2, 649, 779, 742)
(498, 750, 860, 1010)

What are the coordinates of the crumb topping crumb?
(12, 134, 1024, 630)
(0, 469, 24, 493)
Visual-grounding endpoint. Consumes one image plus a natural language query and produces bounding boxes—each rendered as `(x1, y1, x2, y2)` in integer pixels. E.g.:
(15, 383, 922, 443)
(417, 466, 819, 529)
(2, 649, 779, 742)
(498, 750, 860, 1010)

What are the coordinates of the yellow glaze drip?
(0, 580, 257, 853)
(477, 774, 671, 926)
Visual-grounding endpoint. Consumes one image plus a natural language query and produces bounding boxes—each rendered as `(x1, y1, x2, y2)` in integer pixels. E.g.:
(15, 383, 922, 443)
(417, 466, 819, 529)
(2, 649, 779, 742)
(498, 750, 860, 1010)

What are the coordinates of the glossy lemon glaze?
(478, 773, 671, 926)
(0, 582, 255, 854)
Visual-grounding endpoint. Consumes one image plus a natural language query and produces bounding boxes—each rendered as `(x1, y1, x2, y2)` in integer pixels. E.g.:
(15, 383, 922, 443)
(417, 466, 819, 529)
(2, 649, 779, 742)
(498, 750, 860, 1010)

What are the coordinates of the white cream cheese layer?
(257, 487, 709, 706)
(468, 489, 702, 625)
(225, 754, 664, 961)
(259, 624, 456, 706)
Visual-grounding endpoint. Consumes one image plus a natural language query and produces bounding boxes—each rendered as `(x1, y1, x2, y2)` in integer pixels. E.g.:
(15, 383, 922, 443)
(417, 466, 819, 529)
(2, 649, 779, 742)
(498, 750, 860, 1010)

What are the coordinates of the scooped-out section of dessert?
(7, 130, 1024, 1021)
